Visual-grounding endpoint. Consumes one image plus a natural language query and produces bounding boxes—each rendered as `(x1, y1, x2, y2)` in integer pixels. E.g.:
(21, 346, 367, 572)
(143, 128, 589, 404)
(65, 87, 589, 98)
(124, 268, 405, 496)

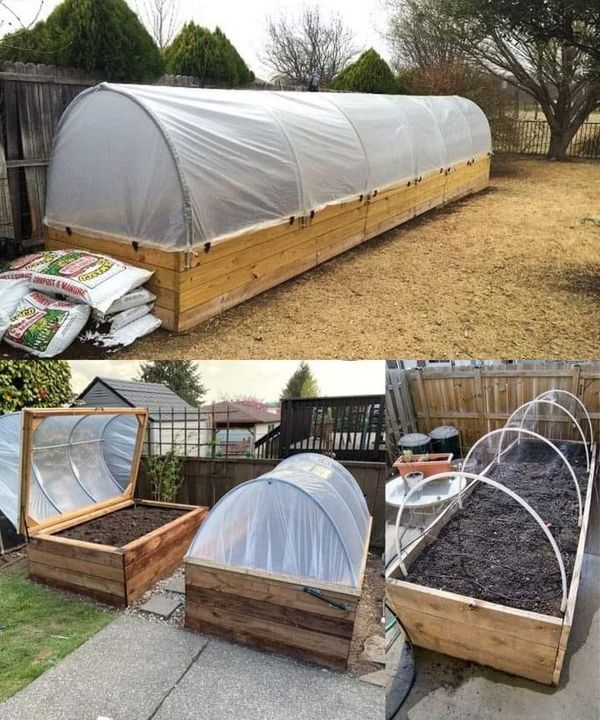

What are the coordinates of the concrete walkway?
(393, 485, 600, 720)
(0, 617, 383, 720)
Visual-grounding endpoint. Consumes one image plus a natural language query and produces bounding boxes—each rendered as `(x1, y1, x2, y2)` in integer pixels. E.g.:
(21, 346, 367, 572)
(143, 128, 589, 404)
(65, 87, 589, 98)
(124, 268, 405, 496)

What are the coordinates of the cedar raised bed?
(45, 156, 490, 332)
(387, 439, 596, 685)
(184, 516, 373, 669)
(20, 408, 208, 607)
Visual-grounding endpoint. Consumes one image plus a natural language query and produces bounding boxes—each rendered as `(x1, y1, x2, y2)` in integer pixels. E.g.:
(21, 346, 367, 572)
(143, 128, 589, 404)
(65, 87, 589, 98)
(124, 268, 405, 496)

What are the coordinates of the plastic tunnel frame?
(500, 399, 590, 472)
(534, 390, 594, 447)
(18, 407, 148, 536)
(394, 470, 569, 613)
(462, 427, 583, 525)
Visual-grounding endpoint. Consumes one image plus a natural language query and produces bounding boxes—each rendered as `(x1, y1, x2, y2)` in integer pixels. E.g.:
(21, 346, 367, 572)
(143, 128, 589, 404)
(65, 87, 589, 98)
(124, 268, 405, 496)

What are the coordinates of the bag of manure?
(4, 291, 90, 358)
(0, 278, 30, 339)
(91, 302, 154, 334)
(96, 287, 156, 319)
(2, 250, 152, 313)
(85, 313, 161, 350)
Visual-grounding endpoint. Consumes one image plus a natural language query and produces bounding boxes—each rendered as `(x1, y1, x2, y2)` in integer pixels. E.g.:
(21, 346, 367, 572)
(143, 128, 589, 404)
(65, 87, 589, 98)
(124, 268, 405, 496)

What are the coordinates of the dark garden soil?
(405, 442, 588, 617)
(58, 504, 187, 547)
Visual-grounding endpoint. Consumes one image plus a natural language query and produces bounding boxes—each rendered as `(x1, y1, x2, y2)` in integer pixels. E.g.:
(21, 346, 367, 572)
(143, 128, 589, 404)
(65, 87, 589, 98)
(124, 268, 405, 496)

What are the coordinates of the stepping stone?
(361, 634, 386, 665)
(164, 575, 185, 594)
(139, 595, 182, 619)
(358, 669, 388, 688)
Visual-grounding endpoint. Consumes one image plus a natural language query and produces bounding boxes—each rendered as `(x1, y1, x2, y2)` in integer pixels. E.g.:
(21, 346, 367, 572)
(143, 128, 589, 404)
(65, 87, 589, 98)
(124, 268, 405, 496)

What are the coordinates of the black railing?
(254, 424, 281, 459)
(278, 395, 386, 462)
(491, 119, 600, 158)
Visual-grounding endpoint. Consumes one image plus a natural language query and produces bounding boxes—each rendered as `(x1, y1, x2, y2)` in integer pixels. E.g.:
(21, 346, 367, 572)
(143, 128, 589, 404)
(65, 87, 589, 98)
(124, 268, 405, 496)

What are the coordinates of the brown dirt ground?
(2, 155, 598, 359)
(122, 155, 600, 359)
(347, 552, 385, 676)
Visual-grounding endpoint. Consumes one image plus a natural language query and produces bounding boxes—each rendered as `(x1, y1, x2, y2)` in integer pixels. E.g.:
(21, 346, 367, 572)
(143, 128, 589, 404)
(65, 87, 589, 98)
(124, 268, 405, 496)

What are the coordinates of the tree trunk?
(547, 122, 579, 161)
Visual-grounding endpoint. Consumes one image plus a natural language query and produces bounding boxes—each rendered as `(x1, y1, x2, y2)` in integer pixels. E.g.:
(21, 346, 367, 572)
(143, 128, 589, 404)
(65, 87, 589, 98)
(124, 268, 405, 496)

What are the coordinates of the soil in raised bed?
(58, 505, 188, 547)
(404, 441, 588, 617)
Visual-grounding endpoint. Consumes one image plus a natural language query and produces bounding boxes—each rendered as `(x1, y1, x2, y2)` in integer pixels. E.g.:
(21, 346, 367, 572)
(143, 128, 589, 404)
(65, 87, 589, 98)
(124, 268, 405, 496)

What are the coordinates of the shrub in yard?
(0, 0, 163, 82)
(330, 48, 405, 94)
(0, 360, 72, 414)
(145, 449, 185, 502)
(164, 22, 254, 86)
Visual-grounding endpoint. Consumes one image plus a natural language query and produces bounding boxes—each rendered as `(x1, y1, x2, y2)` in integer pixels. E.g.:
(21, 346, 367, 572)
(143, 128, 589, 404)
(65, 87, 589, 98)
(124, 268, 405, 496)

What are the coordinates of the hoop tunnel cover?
(45, 85, 491, 250)
(187, 453, 370, 587)
(0, 411, 139, 530)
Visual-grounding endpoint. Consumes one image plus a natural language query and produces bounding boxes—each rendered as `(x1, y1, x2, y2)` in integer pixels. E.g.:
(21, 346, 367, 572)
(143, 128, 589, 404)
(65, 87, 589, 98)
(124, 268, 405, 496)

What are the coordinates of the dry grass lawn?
(126, 156, 600, 359)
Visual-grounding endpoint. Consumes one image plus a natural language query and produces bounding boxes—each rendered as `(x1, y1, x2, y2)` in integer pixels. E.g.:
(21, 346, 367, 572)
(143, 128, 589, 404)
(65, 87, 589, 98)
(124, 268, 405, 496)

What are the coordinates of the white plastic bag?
(98, 287, 156, 318)
(92, 302, 153, 333)
(86, 313, 161, 350)
(0, 278, 30, 339)
(4, 250, 153, 313)
(4, 291, 90, 358)
(1, 250, 65, 280)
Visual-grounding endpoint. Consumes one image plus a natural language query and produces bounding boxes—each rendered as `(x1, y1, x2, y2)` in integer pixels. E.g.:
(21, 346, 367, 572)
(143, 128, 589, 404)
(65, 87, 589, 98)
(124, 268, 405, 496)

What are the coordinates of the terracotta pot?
(393, 452, 453, 478)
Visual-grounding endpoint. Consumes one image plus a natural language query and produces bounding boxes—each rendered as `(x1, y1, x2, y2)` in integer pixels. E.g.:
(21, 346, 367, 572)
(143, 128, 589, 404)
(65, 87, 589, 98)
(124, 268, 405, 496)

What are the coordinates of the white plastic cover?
(187, 453, 370, 587)
(45, 85, 491, 250)
(0, 411, 140, 530)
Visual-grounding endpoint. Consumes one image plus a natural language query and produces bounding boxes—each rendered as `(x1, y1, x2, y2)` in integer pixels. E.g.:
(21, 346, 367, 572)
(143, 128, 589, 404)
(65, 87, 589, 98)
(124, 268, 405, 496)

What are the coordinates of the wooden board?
(28, 501, 207, 607)
(386, 442, 597, 685)
(45, 155, 491, 332)
(184, 517, 372, 669)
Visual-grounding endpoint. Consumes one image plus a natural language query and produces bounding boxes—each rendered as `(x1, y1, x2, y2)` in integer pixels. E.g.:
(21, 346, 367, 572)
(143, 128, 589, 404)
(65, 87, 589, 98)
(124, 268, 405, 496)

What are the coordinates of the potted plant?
(393, 448, 453, 478)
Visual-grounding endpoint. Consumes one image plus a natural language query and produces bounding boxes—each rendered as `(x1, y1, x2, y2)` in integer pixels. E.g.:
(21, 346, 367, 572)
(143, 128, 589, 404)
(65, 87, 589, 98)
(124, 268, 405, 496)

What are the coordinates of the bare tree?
(137, 0, 180, 51)
(386, 0, 599, 160)
(262, 5, 358, 86)
(0, 1, 44, 34)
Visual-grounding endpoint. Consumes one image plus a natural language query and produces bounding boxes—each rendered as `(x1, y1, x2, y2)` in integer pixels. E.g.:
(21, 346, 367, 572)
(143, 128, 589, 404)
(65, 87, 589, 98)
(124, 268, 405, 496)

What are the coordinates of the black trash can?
(398, 433, 432, 455)
(429, 425, 461, 457)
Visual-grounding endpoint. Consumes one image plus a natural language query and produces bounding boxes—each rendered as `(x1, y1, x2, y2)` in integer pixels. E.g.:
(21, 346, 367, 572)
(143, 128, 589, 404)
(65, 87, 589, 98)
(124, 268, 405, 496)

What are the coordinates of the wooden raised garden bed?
(184, 517, 373, 669)
(20, 408, 208, 607)
(45, 156, 490, 332)
(387, 440, 596, 685)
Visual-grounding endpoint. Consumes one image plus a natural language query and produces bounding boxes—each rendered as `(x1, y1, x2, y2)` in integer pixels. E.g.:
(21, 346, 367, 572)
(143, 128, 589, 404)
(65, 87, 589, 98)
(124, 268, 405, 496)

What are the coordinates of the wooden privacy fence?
(137, 456, 387, 548)
(404, 362, 599, 451)
(491, 118, 600, 158)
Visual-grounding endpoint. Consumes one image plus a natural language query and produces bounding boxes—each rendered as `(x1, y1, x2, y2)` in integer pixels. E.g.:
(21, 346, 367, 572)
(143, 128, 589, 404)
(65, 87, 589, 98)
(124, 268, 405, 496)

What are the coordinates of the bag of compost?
(0, 278, 30, 339)
(91, 302, 154, 334)
(86, 313, 161, 350)
(4, 250, 153, 313)
(4, 291, 90, 358)
(94, 286, 156, 320)
(1, 250, 65, 280)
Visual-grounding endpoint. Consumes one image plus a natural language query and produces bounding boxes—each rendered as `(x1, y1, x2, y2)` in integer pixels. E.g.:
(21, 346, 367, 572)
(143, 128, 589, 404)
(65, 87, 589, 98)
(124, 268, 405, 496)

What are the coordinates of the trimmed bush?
(330, 48, 404, 94)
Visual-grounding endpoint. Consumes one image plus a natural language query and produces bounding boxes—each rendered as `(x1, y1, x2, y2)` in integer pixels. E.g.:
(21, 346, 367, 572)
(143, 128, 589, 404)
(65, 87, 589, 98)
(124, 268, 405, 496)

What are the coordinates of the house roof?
(76, 377, 199, 421)
(201, 401, 280, 426)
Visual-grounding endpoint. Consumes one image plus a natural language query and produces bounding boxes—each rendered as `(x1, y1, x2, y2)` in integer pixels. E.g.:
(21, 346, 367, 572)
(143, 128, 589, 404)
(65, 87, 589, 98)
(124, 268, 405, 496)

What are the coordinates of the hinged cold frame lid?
(17, 407, 148, 535)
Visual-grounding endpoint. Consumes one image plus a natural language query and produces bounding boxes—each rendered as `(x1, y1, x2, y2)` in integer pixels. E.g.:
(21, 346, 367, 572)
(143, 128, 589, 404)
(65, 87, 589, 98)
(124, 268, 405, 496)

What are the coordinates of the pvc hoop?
(535, 390, 594, 447)
(464, 428, 582, 525)
(395, 470, 568, 613)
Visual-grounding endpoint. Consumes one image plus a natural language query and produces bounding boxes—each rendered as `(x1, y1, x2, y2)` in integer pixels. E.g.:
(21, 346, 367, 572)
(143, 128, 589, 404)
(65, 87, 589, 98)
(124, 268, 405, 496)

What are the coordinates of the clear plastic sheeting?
(188, 454, 370, 587)
(45, 85, 491, 250)
(0, 411, 140, 530)
(0, 413, 22, 528)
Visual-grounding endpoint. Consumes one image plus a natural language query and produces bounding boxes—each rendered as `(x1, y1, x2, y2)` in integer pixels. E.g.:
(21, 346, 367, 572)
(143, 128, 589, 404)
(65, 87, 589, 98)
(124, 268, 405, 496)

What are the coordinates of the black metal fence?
(491, 118, 600, 158)
(265, 395, 386, 462)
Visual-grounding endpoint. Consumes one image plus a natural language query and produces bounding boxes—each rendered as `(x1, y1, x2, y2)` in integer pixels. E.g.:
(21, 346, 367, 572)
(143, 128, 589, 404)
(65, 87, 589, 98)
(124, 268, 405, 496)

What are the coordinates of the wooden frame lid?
(18, 407, 148, 535)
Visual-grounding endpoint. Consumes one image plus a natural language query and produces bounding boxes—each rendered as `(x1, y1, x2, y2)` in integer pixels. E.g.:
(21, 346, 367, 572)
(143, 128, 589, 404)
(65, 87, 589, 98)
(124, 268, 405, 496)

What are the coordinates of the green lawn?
(0, 569, 115, 702)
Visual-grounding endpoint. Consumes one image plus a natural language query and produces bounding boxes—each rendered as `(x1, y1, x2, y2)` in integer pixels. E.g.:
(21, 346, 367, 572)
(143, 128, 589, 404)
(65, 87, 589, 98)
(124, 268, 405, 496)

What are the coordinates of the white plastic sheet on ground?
(187, 453, 370, 588)
(45, 85, 492, 250)
(0, 411, 139, 530)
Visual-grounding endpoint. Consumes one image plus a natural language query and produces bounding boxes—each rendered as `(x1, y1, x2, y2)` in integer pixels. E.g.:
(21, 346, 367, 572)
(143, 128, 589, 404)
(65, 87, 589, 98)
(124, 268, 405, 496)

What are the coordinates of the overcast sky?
(68, 360, 385, 401)
(1, 0, 391, 78)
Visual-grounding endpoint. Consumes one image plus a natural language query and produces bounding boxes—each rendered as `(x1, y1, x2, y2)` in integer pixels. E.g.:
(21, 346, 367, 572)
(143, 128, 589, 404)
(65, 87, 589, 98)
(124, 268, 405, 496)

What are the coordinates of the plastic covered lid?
(429, 425, 459, 440)
(398, 433, 431, 448)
